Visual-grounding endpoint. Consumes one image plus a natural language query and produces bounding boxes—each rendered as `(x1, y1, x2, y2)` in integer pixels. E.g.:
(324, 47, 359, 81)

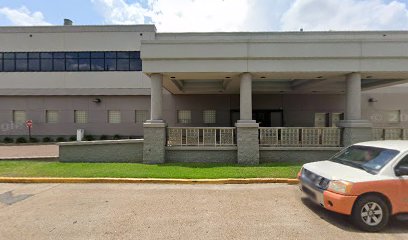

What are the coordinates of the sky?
(0, 0, 408, 32)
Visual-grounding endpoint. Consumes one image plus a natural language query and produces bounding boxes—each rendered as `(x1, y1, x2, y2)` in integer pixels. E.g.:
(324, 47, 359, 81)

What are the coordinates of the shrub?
(69, 136, 76, 141)
(3, 137, 13, 143)
(56, 137, 66, 142)
(16, 137, 27, 143)
(84, 135, 95, 141)
(113, 134, 122, 140)
(42, 137, 53, 143)
(100, 135, 108, 140)
(29, 137, 39, 143)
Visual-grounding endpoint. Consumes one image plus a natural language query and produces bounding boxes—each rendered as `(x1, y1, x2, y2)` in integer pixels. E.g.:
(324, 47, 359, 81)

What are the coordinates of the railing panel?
(373, 128, 408, 140)
(259, 128, 279, 146)
(280, 128, 300, 146)
(321, 128, 341, 146)
(384, 128, 402, 140)
(167, 127, 236, 146)
(259, 127, 341, 147)
(301, 128, 320, 146)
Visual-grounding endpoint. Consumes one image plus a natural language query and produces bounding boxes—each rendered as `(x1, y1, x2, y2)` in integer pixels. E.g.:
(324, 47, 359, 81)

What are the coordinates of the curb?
(0, 177, 300, 185)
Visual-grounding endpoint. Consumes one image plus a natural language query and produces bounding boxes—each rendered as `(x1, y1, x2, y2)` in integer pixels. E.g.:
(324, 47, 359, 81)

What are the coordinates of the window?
(0, 51, 142, 72)
(177, 110, 192, 124)
(385, 110, 400, 123)
(74, 110, 88, 124)
(314, 113, 329, 127)
(13, 110, 26, 123)
(331, 113, 344, 127)
(46, 110, 59, 123)
(397, 156, 408, 168)
(135, 110, 148, 123)
(108, 110, 121, 124)
(203, 110, 216, 124)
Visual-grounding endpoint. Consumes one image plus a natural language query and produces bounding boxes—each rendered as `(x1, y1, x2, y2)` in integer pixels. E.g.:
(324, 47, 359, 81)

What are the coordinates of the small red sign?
(25, 120, 33, 128)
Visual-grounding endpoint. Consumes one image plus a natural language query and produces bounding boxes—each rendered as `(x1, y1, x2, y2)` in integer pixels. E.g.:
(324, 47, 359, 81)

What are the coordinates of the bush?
(42, 137, 53, 143)
(29, 137, 39, 143)
(56, 137, 66, 142)
(69, 136, 76, 141)
(100, 135, 108, 140)
(16, 137, 27, 143)
(3, 137, 13, 143)
(84, 135, 95, 141)
(113, 134, 122, 140)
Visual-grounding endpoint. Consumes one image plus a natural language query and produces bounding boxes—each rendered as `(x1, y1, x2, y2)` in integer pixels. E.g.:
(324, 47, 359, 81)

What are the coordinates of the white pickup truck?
(299, 140, 408, 232)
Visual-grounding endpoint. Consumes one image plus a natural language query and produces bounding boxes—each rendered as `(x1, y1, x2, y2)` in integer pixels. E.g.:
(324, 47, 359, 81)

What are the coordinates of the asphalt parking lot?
(0, 183, 406, 240)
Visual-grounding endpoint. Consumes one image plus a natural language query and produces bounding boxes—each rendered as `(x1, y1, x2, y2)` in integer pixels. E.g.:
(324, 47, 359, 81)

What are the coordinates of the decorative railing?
(372, 128, 408, 140)
(167, 127, 235, 146)
(259, 127, 341, 147)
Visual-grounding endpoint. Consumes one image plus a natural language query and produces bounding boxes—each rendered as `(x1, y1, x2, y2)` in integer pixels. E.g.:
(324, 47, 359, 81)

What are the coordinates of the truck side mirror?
(395, 166, 408, 177)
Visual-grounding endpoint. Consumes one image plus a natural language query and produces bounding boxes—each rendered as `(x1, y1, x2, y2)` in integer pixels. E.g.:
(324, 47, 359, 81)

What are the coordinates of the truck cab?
(299, 140, 408, 232)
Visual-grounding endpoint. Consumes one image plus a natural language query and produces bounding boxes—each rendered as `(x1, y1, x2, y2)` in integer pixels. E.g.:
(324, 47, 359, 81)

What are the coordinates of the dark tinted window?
(66, 58, 78, 71)
(41, 59, 53, 71)
(78, 58, 90, 71)
(28, 52, 40, 59)
(53, 59, 65, 71)
(397, 156, 408, 168)
(53, 52, 65, 59)
(91, 59, 104, 71)
(16, 53, 27, 59)
(16, 59, 28, 71)
(105, 58, 116, 71)
(41, 52, 53, 58)
(66, 52, 78, 59)
(4, 53, 15, 59)
(0, 51, 141, 72)
(78, 52, 90, 58)
(105, 52, 117, 58)
(117, 59, 129, 71)
(91, 52, 104, 58)
(28, 59, 40, 71)
(117, 52, 130, 58)
(130, 59, 142, 71)
(4, 60, 15, 71)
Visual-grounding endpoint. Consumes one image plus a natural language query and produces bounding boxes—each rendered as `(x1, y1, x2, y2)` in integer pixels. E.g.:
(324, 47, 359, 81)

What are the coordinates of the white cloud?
(92, 0, 252, 32)
(281, 0, 408, 31)
(0, 6, 51, 26)
(92, 0, 408, 32)
(91, 0, 147, 24)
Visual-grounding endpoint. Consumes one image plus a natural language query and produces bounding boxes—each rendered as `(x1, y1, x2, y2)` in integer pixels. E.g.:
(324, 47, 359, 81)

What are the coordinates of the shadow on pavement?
(301, 197, 408, 234)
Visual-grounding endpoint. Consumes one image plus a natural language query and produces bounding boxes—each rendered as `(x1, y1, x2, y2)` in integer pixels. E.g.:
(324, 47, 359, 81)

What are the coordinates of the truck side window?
(396, 155, 408, 168)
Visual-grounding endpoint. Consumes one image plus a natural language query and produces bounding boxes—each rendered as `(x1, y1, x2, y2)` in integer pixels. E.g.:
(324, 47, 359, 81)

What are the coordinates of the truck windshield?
(330, 145, 399, 174)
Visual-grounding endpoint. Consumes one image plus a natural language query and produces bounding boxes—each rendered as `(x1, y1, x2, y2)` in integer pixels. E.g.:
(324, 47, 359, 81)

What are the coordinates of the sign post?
(25, 120, 33, 139)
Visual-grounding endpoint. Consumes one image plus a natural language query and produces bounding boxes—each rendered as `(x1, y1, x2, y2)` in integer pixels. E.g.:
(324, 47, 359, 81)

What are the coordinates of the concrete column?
(150, 73, 163, 122)
(338, 72, 372, 146)
(345, 72, 362, 121)
(236, 73, 259, 165)
(239, 73, 255, 123)
(143, 73, 166, 164)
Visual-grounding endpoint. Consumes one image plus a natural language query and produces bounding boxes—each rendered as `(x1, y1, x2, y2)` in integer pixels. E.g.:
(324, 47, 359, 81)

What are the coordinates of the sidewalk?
(0, 145, 58, 160)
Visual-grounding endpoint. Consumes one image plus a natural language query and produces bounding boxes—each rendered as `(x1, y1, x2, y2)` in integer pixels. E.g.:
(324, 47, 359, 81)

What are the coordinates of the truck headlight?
(327, 180, 353, 195)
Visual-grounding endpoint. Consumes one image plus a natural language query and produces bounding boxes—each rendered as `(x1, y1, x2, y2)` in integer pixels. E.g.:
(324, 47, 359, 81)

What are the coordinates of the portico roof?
(141, 31, 408, 94)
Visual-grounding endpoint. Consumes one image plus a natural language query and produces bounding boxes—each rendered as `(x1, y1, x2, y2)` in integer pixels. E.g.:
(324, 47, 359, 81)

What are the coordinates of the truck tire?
(351, 194, 390, 232)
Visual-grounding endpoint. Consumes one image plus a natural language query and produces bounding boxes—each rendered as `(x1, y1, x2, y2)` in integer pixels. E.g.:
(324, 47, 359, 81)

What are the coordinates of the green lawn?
(0, 161, 302, 179)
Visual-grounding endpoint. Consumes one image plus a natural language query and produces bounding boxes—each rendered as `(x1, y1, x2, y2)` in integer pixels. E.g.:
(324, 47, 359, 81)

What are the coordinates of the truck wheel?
(351, 195, 390, 232)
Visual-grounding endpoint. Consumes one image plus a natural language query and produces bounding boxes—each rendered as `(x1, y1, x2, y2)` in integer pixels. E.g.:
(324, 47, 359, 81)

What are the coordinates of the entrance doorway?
(230, 110, 284, 127)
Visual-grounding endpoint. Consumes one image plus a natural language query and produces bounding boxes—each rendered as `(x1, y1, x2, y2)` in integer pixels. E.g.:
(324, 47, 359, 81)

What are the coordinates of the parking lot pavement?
(0, 145, 58, 159)
(0, 183, 407, 240)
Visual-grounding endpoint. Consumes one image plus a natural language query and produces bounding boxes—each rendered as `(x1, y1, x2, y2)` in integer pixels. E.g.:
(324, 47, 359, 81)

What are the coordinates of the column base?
(143, 122, 167, 164)
(338, 120, 373, 146)
(236, 122, 259, 165)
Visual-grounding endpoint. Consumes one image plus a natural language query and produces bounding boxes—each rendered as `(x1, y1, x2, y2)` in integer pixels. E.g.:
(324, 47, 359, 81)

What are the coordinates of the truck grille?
(302, 168, 330, 190)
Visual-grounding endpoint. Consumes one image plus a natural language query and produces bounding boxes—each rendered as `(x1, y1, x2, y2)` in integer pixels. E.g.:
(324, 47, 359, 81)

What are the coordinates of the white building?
(1, 23, 408, 164)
